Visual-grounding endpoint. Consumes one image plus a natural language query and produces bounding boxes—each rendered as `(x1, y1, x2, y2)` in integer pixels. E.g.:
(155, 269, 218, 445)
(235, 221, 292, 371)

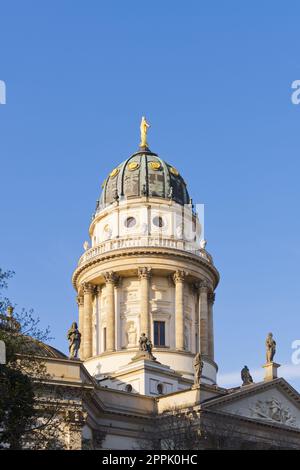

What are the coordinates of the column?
(138, 267, 151, 338)
(208, 292, 215, 361)
(199, 280, 210, 357)
(173, 270, 186, 350)
(104, 271, 119, 351)
(83, 283, 94, 360)
(94, 285, 102, 356)
(114, 279, 122, 350)
(76, 294, 84, 360)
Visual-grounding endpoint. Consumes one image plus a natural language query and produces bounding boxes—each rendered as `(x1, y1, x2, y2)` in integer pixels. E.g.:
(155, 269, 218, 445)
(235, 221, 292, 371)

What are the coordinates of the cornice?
(202, 378, 300, 409)
(72, 246, 220, 290)
(201, 408, 300, 435)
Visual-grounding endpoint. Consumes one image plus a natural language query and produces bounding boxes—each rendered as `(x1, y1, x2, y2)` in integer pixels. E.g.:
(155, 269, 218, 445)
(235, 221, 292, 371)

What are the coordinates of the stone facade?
(32, 144, 300, 449)
(38, 357, 300, 450)
(73, 160, 219, 391)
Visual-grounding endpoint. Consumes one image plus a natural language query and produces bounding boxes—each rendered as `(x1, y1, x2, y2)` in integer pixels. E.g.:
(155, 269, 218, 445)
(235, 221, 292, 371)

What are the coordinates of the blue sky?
(1, 1, 300, 389)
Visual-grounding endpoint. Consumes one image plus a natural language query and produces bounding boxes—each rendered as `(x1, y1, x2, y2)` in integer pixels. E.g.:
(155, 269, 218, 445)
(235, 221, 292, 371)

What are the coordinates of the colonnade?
(77, 269, 215, 361)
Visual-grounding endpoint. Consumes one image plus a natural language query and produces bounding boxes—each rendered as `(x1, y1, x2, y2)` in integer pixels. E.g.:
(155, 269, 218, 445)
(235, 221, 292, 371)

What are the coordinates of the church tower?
(72, 120, 219, 395)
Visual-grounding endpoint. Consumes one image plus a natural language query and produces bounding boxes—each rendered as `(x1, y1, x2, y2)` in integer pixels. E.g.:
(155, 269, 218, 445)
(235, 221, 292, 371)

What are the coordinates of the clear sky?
(1, 1, 300, 390)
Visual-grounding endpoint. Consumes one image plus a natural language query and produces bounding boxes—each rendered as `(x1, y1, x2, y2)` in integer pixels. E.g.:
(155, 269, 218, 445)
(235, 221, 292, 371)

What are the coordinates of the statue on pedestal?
(67, 322, 81, 359)
(139, 332, 148, 351)
(241, 365, 253, 386)
(193, 352, 204, 386)
(132, 333, 156, 361)
(266, 332, 276, 363)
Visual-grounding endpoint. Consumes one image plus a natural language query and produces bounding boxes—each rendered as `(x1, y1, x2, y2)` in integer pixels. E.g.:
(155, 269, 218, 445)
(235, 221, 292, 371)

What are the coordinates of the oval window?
(125, 216, 136, 228)
(153, 216, 164, 228)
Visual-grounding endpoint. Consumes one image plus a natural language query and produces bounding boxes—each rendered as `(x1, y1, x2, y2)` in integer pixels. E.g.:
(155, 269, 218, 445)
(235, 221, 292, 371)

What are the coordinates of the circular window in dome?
(153, 216, 164, 228)
(125, 384, 133, 393)
(110, 167, 119, 178)
(128, 161, 140, 171)
(149, 161, 161, 171)
(124, 216, 136, 228)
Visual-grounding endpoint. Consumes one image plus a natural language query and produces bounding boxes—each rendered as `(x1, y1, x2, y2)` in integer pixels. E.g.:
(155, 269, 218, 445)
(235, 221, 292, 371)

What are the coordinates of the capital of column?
(103, 271, 119, 285)
(82, 282, 94, 295)
(76, 295, 84, 306)
(173, 270, 187, 284)
(208, 292, 216, 304)
(95, 285, 102, 295)
(198, 279, 213, 294)
(138, 267, 152, 280)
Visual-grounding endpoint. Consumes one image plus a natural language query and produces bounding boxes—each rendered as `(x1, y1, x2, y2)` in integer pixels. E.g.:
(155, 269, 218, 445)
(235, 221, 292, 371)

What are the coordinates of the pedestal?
(191, 384, 201, 390)
(131, 350, 158, 362)
(263, 362, 281, 381)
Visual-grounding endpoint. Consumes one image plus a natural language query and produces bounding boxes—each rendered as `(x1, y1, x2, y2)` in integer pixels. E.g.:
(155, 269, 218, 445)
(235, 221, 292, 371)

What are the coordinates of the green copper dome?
(96, 150, 190, 213)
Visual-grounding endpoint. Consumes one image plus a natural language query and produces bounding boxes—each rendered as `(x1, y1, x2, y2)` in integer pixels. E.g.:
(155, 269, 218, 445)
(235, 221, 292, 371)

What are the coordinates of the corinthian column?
(199, 280, 210, 357)
(208, 292, 215, 361)
(104, 272, 119, 351)
(173, 270, 186, 350)
(83, 283, 94, 360)
(138, 267, 152, 339)
(76, 294, 84, 360)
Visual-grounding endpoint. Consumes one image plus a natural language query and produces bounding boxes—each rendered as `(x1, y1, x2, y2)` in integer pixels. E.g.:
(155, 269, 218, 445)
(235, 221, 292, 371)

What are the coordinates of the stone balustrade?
(78, 236, 213, 266)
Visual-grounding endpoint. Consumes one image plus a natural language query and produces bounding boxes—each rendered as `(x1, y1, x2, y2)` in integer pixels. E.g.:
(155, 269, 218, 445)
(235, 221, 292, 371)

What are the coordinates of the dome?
(95, 149, 190, 213)
(22, 338, 67, 359)
(0, 311, 67, 360)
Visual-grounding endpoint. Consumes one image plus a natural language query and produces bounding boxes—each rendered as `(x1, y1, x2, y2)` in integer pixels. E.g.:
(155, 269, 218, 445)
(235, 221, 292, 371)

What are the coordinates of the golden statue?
(140, 116, 150, 148)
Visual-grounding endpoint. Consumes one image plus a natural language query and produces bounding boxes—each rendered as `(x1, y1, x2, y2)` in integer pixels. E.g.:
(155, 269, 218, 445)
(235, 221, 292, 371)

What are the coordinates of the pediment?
(203, 379, 300, 430)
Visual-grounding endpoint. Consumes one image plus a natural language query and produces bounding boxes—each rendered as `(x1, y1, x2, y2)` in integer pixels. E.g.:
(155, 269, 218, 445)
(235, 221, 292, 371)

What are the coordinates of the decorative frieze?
(250, 398, 297, 427)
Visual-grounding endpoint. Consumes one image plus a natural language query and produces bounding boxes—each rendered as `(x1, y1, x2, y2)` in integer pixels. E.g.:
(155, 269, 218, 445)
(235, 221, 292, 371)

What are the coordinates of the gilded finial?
(139, 116, 150, 149)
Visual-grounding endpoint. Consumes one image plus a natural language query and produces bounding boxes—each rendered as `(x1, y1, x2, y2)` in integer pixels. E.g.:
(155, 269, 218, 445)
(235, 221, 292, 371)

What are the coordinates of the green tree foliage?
(0, 269, 64, 449)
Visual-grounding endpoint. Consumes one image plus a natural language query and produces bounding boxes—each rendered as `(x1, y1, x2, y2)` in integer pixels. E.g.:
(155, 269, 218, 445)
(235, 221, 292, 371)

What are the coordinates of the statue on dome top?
(139, 116, 150, 149)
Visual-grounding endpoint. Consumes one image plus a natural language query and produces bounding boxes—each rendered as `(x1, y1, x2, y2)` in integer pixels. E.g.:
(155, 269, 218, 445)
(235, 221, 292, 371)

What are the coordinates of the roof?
(95, 149, 190, 213)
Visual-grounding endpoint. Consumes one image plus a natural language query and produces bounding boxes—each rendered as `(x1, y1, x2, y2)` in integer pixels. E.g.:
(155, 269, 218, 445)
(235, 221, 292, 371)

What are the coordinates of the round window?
(125, 384, 133, 393)
(153, 216, 164, 228)
(124, 216, 136, 228)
